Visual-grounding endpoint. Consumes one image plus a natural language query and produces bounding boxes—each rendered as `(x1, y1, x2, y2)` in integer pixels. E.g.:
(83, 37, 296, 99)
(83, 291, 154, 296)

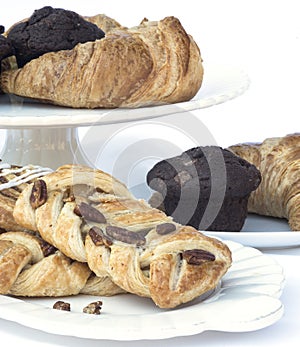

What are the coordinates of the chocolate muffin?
(147, 146, 261, 231)
(0, 26, 14, 63)
(7, 6, 105, 67)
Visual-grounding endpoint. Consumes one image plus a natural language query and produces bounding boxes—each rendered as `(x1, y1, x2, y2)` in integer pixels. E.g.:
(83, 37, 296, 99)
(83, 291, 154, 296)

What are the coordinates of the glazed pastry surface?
(13, 164, 232, 308)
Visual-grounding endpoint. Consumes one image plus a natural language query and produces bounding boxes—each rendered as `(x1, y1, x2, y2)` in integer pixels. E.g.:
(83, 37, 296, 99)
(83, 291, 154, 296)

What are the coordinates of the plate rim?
(0, 240, 285, 341)
(0, 63, 250, 128)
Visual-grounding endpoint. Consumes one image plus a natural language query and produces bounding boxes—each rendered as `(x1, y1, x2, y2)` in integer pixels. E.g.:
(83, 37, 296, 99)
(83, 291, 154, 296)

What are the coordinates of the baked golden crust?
(0, 164, 53, 231)
(0, 230, 123, 296)
(0, 15, 203, 108)
(0, 239, 31, 294)
(13, 164, 231, 308)
(229, 133, 300, 231)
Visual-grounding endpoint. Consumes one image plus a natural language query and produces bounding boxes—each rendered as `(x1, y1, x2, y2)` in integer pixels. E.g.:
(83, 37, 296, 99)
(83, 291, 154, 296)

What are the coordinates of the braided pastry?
(13, 164, 231, 308)
(0, 162, 52, 231)
(229, 133, 300, 231)
(0, 230, 124, 296)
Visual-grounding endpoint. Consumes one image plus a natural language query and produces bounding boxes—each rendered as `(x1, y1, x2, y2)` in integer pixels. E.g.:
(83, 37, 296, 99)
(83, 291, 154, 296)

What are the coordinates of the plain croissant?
(13, 164, 231, 308)
(229, 133, 300, 231)
(0, 14, 203, 108)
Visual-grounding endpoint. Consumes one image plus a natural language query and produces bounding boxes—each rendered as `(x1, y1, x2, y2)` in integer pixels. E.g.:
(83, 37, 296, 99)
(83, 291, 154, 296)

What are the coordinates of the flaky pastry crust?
(13, 164, 231, 308)
(229, 133, 300, 231)
(0, 14, 203, 108)
(0, 230, 124, 296)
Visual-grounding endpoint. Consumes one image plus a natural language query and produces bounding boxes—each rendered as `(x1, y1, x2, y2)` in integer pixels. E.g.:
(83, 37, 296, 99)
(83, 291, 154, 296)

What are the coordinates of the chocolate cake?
(7, 6, 105, 67)
(147, 146, 261, 231)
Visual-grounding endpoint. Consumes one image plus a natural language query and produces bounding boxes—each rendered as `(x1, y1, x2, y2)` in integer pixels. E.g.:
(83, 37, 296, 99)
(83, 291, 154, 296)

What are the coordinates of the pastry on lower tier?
(13, 164, 231, 308)
(1, 9, 203, 108)
(0, 230, 124, 296)
(147, 146, 261, 232)
(229, 133, 300, 231)
(0, 162, 53, 231)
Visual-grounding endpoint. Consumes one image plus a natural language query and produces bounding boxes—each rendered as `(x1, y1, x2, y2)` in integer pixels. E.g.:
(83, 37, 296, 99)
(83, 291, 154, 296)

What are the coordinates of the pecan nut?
(30, 179, 47, 209)
(53, 301, 70, 311)
(74, 202, 106, 223)
(182, 249, 215, 265)
(83, 300, 103, 315)
(89, 226, 113, 247)
(106, 226, 146, 246)
(40, 241, 57, 257)
(156, 223, 176, 235)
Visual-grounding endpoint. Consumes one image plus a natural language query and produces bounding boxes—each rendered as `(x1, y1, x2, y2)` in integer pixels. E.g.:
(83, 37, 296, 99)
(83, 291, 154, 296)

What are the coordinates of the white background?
(1, 1, 300, 346)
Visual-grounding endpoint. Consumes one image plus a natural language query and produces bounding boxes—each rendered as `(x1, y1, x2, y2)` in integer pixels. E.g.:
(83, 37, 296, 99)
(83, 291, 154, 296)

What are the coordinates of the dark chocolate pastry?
(7, 6, 105, 67)
(0, 26, 14, 63)
(147, 146, 261, 232)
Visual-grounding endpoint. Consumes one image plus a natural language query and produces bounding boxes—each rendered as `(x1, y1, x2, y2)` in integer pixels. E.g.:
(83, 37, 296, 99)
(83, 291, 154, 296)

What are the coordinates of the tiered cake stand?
(0, 64, 250, 169)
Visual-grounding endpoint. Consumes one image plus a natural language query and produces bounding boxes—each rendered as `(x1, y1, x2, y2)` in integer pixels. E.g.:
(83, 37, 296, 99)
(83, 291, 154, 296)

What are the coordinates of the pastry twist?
(0, 163, 52, 231)
(1, 14, 203, 108)
(13, 164, 231, 308)
(229, 133, 300, 231)
(0, 230, 124, 296)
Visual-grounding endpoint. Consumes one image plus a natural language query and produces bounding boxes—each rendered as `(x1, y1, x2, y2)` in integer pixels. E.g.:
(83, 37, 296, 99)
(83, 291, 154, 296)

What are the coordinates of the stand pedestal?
(0, 127, 93, 169)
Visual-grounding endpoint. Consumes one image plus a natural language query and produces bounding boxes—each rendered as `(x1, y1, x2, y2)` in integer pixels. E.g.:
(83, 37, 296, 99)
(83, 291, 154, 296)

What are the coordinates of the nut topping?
(30, 179, 47, 209)
(156, 223, 176, 235)
(89, 226, 113, 247)
(74, 202, 106, 223)
(83, 300, 103, 315)
(40, 240, 57, 257)
(53, 301, 70, 311)
(106, 226, 146, 246)
(182, 249, 215, 265)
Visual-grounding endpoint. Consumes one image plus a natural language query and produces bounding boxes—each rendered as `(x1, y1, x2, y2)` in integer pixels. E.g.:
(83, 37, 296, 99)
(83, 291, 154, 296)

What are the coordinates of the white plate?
(205, 214, 299, 249)
(0, 63, 249, 128)
(129, 184, 298, 250)
(0, 240, 284, 341)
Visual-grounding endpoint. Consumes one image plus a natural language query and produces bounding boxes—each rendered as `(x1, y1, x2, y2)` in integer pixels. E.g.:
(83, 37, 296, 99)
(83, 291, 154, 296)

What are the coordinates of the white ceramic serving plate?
(0, 62, 249, 128)
(0, 240, 284, 341)
(205, 215, 299, 249)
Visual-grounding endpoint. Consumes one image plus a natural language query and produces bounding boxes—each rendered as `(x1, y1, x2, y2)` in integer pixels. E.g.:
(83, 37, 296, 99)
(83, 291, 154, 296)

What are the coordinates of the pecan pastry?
(0, 230, 124, 296)
(0, 162, 53, 231)
(1, 10, 203, 108)
(13, 164, 231, 308)
(229, 133, 300, 231)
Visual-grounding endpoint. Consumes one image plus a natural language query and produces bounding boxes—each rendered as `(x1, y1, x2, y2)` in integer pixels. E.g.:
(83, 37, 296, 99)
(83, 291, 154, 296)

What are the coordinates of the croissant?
(13, 164, 232, 308)
(229, 133, 300, 231)
(0, 230, 124, 296)
(0, 14, 203, 108)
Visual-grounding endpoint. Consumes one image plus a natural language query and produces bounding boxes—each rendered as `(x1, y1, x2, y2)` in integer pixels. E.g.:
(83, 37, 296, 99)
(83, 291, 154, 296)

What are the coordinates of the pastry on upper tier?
(6, 6, 105, 68)
(0, 8, 203, 108)
(0, 26, 14, 63)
